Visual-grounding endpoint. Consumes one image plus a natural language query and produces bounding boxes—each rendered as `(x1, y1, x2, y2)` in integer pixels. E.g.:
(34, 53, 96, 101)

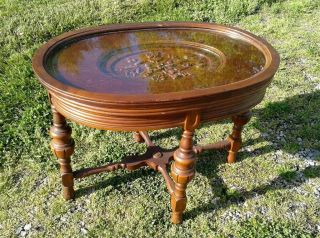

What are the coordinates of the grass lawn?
(1, 0, 320, 237)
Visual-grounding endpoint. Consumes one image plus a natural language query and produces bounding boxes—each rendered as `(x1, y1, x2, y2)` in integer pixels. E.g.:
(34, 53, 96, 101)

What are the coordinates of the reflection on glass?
(46, 29, 266, 94)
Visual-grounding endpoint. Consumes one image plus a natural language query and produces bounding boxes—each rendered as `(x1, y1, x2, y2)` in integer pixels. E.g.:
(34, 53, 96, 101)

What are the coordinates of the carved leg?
(133, 131, 144, 143)
(50, 105, 75, 200)
(227, 111, 252, 163)
(170, 129, 196, 224)
(170, 113, 199, 224)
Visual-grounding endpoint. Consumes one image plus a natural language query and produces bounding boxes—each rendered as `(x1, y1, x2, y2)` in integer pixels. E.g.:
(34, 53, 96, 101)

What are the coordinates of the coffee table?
(32, 22, 279, 224)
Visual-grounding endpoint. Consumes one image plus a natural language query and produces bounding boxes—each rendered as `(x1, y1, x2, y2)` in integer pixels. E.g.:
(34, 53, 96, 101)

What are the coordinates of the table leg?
(50, 105, 75, 200)
(170, 129, 196, 224)
(227, 111, 252, 163)
(133, 131, 144, 143)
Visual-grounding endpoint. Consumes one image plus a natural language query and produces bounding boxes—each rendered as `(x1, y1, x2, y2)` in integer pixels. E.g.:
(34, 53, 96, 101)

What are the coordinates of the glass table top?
(45, 28, 266, 95)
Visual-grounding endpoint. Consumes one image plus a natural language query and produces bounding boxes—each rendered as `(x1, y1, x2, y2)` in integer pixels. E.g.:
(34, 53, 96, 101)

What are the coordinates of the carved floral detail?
(118, 51, 209, 81)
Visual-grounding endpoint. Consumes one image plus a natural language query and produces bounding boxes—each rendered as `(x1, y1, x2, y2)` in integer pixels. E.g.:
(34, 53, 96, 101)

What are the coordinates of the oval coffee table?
(32, 22, 279, 224)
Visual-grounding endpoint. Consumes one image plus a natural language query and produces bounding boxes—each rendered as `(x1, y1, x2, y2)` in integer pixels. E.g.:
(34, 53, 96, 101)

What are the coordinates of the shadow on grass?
(76, 168, 157, 198)
(185, 90, 320, 220)
(185, 154, 320, 221)
(75, 91, 320, 220)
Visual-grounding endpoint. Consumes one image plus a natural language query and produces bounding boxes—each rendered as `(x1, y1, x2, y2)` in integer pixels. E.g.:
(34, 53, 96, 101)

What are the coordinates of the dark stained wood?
(32, 22, 280, 224)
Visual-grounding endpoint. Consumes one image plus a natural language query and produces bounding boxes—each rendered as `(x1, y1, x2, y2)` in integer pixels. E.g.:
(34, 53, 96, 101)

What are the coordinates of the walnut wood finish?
(170, 112, 200, 223)
(32, 22, 279, 132)
(73, 145, 175, 193)
(227, 111, 252, 163)
(32, 22, 280, 224)
(133, 131, 144, 143)
(50, 104, 75, 200)
(193, 139, 230, 154)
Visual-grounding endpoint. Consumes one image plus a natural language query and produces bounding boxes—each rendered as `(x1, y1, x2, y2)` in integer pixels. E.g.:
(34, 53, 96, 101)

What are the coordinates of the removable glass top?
(45, 28, 266, 94)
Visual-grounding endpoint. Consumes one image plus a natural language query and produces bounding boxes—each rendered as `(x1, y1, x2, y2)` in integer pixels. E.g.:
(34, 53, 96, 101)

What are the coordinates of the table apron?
(50, 87, 266, 131)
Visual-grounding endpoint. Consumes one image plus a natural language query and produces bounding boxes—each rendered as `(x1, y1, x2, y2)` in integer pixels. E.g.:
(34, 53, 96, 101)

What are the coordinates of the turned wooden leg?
(170, 129, 196, 224)
(133, 131, 155, 147)
(133, 131, 144, 143)
(50, 105, 75, 200)
(227, 111, 252, 163)
(170, 112, 200, 224)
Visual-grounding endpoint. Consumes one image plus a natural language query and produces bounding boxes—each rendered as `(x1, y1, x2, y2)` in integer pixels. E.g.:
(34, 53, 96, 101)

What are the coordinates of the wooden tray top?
(32, 22, 279, 131)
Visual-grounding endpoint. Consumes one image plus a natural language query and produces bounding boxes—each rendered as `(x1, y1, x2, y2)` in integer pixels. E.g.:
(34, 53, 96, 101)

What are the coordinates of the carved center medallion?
(99, 41, 226, 81)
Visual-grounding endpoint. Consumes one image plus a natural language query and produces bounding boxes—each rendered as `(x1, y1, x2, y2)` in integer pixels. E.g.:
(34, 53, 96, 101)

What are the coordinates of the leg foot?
(227, 111, 252, 163)
(170, 130, 196, 224)
(50, 105, 75, 200)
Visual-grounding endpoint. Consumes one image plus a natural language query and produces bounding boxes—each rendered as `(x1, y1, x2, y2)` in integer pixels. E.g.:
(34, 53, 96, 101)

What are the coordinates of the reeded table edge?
(32, 21, 280, 104)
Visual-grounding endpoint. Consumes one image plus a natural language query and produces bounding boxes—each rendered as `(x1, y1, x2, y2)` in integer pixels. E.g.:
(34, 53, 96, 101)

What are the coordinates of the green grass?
(1, 0, 320, 237)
